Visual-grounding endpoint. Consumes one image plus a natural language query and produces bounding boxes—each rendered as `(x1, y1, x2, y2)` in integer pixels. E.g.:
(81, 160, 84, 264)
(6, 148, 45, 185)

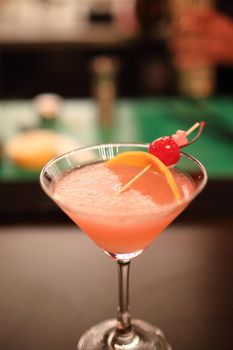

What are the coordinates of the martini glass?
(40, 143, 207, 350)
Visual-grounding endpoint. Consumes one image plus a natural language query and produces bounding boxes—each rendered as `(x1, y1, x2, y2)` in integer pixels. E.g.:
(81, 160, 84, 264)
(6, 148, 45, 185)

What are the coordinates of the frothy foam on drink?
(54, 163, 192, 216)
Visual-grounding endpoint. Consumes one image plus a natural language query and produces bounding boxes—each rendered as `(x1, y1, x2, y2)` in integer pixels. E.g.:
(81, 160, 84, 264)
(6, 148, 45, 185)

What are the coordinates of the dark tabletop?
(0, 219, 232, 350)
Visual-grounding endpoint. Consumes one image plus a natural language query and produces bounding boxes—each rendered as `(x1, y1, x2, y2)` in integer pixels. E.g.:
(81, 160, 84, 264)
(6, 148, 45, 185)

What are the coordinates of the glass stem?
(116, 260, 132, 336)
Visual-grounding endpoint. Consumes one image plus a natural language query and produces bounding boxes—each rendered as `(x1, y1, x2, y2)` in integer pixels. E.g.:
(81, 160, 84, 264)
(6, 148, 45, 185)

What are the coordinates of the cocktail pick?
(116, 121, 205, 195)
(116, 165, 151, 194)
(181, 121, 206, 147)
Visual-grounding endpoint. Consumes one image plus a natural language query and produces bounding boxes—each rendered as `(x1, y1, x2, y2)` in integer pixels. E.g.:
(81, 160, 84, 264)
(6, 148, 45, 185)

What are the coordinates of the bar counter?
(0, 220, 232, 350)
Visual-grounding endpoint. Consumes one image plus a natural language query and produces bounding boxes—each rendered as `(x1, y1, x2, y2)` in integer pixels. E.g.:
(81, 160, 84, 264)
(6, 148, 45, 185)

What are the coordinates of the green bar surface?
(1, 98, 232, 181)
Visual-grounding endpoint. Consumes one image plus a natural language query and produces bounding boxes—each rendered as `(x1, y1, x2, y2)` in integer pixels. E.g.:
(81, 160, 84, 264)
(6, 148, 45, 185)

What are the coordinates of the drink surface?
(55, 162, 194, 253)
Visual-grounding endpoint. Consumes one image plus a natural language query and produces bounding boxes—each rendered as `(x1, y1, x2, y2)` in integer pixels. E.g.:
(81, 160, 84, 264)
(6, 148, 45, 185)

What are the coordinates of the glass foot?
(78, 319, 172, 350)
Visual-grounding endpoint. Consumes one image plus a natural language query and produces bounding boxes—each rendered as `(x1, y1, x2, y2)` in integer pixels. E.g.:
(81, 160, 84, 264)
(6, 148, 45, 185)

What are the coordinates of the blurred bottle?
(135, 0, 173, 95)
(170, 0, 216, 97)
(135, 0, 169, 38)
(33, 93, 62, 129)
(90, 56, 118, 127)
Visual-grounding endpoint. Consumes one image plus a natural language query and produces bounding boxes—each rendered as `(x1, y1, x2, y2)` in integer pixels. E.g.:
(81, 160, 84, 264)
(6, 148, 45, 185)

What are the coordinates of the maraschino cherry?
(149, 121, 205, 166)
(149, 137, 180, 166)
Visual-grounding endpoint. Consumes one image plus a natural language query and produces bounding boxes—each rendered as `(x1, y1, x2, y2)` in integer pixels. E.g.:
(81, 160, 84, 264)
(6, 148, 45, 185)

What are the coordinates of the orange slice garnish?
(106, 151, 180, 201)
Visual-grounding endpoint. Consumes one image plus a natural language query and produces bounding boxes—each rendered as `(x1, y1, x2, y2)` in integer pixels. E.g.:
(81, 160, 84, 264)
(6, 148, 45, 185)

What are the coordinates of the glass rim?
(40, 142, 208, 204)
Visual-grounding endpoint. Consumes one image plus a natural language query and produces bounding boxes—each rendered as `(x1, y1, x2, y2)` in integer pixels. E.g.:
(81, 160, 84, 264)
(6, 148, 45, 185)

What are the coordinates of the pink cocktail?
(55, 162, 194, 255)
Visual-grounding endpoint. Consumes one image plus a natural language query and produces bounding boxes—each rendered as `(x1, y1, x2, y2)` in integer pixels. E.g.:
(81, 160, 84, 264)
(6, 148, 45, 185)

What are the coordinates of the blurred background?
(0, 2, 233, 350)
